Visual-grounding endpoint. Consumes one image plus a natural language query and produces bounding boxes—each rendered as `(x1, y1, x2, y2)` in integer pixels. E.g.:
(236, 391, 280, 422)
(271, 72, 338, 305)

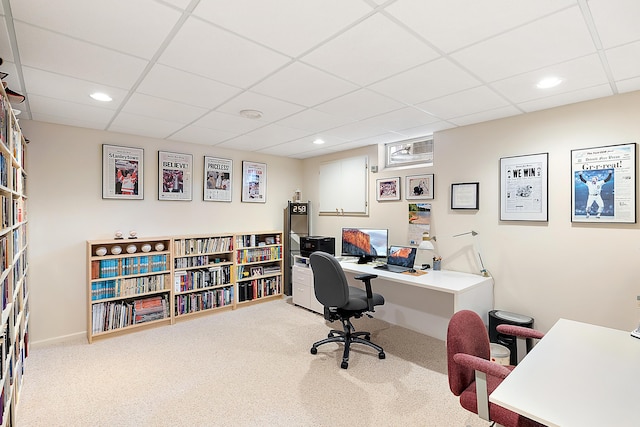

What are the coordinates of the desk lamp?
(417, 232, 437, 268)
(453, 230, 489, 277)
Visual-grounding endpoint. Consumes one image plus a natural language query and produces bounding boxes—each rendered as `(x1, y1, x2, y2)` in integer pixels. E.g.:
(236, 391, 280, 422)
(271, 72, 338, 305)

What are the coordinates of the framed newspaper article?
(158, 151, 192, 201)
(500, 153, 548, 221)
(241, 161, 267, 203)
(204, 156, 232, 202)
(102, 144, 143, 200)
(571, 143, 636, 223)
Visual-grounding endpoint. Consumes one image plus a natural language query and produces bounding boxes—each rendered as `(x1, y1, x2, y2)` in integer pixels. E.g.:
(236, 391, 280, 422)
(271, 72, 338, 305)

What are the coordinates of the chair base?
(310, 318, 385, 369)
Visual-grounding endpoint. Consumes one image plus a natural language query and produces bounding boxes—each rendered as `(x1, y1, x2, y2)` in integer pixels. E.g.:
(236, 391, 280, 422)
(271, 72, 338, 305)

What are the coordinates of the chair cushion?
(338, 286, 384, 312)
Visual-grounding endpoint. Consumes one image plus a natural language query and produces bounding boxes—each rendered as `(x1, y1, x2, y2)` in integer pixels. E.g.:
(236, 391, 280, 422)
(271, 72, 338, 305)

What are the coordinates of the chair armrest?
(452, 353, 511, 379)
(496, 324, 545, 340)
(354, 274, 378, 311)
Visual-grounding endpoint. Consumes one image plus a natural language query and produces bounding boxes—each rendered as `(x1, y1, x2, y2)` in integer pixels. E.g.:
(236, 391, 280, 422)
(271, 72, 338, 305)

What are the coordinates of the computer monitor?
(341, 227, 388, 264)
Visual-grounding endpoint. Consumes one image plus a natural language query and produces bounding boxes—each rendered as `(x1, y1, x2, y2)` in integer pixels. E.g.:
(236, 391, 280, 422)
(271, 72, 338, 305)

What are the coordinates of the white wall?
(21, 121, 303, 343)
(304, 91, 640, 334)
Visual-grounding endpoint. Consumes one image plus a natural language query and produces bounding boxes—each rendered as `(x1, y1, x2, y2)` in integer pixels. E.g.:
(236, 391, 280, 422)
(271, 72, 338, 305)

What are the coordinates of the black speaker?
(488, 310, 534, 365)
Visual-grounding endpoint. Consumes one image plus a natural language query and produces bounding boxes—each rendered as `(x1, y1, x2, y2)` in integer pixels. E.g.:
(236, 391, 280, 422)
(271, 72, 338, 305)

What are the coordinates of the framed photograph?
(242, 161, 267, 203)
(250, 266, 263, 277)
(571, 143, 636, 223)
(451, 182, 479, 210)
(406, 174, 434, 200)
(102, 144, 143, 200)
(376, 177, 401, 201)
(500, 153, 549, 221)
(204, 156, 232, 202)
(159, 151, 192, 201)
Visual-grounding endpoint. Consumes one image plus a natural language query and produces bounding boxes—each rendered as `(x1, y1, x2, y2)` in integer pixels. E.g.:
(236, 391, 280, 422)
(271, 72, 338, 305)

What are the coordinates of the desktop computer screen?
(341, 227, 388, 264)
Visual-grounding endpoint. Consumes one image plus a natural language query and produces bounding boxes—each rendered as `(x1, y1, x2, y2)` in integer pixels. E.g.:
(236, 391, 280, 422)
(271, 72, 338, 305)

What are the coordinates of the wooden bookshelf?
(86, 238, 172, 343)
(172, 234, 235, 320)
(234, 231, 283, 307)
(0, 82, 29, 427)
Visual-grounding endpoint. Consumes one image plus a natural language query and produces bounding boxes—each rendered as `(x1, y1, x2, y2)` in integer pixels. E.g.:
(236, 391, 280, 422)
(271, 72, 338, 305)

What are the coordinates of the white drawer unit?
(292, 257, 323, 314)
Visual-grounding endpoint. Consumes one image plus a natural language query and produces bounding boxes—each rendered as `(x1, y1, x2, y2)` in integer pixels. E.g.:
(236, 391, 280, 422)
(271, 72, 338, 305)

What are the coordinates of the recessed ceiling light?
(90, 92, 113, 102)
(536, 77, 563, 89)
(313, 138, 325, 145)
(239, 109, 263, 119)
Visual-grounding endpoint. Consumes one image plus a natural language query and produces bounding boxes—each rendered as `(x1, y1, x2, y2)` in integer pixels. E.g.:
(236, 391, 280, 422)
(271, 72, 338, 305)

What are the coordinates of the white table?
(490, 318, 640, 427)
(340, 260, 493, 340)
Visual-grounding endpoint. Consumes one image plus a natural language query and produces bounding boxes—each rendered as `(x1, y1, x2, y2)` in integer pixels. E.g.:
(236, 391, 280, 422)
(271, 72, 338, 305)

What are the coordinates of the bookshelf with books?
(86, 238, 172, 343)
(234, 231, 283, 306)
(173, 234, 235, 319)
(0, 82, 29, 427)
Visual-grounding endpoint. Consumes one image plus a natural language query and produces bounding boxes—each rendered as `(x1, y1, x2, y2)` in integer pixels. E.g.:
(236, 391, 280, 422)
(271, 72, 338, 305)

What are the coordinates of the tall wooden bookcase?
(0, 84, 29, 427)
(86, 231, 283, 343)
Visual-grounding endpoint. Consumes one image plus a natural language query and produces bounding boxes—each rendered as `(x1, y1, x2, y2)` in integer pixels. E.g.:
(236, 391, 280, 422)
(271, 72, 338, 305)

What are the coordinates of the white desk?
(340, 260, 493, 340)
(490, 318, 640, 427)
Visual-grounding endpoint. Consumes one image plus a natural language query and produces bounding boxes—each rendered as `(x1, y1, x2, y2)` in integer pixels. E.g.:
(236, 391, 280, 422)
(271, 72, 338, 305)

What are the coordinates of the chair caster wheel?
(379, 352, 385, 359)
(341, 361, 348, 369)
(310, 347, 318, 355)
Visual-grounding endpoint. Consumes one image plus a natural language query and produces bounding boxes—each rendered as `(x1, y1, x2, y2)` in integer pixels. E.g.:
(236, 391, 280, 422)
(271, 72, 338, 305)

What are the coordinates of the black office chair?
(309, 251, 386, 369)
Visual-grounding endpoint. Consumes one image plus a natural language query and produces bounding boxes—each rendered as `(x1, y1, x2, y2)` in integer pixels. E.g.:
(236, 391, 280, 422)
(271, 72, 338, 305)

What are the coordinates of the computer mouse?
(408, 268, 416, 273)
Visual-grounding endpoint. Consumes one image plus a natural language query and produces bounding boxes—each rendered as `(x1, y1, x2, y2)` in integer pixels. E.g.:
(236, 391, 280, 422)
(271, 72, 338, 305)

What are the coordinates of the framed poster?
(500, 153, 548, 221)
(204, 156, 232, 202)
(406, 174, 434, 200)
(102, 144, 143, 200)
(451, 182, 479, 210)
(376, 177, 400, 201)
(571, 143, 636, 223)
(158, 151, 192, 201)
(242, 161, 267, 203)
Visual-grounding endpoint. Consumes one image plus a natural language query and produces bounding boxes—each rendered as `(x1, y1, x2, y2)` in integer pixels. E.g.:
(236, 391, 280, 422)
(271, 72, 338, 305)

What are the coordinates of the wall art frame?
(451, 182, 479, 210)
(405, 174, 434, 200)
(102, 144, 144, 200)
(158, 151, 193, 201)
(500, 152, 548, 221)
(242, 161, 267, 203)
(376, 177, 401, 201)
(204, 156, 232, 202)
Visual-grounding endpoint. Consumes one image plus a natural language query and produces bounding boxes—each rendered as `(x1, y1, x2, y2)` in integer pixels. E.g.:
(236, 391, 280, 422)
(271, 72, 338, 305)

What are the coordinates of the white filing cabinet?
(292, 256, 324, 314)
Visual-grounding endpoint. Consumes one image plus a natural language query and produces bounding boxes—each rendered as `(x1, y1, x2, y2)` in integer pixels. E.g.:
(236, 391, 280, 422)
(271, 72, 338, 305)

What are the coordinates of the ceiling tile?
(517, 84, 613, 112)
(251, 62, 358, 107)
(491, 54, 610, 103)
(215, 91, 305, 122)
(588, 0, 640, 48)
(15, 23, 148, 88)
(449, 105, 523, 126)
(137, 64, 242, 109)
(323, 120, 390, 142)
(27, 94, 114, 128)
(397, 121, 456, 139)
(369, 58, 481, 105)
(451, 6, 597, 82)
(121, 93, 208, 124)
(605, 41, 640, 81)
(314, 89, 405, 121)
(215, 123, 310, 151)
(275, 108, 355, 133)
(302, 13, 439, 86)
(169, 125, 238, 146)
(193, 110, 265, 134)
(158, 17, 291, 88)
(416, 86, 511, 120)
(0, 20, 14, 63)
(385, 0, 575, 53)
(10, 0, 181, 59)
(109, 111, 186, 139)
(616, 76, 640, 93)
(357, 107, 440, 132)
(192, 0, 373, 57)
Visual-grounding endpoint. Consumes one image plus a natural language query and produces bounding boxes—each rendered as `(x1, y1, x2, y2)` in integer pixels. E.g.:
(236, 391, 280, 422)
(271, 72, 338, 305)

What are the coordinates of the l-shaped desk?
(340, 260, 493, 340)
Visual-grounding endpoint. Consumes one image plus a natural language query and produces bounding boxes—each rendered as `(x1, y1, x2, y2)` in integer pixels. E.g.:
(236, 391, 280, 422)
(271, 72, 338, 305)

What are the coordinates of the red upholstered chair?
(447, 310, 545, 427)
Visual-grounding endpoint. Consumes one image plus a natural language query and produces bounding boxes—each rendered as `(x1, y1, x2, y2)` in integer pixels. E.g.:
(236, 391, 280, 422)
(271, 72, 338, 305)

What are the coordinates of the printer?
(300, 236, 335, 257)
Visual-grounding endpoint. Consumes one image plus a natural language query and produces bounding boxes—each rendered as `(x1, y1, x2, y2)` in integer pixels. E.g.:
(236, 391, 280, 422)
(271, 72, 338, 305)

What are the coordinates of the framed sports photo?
(102, 144, 144, 200)
(204, 156, 232, 202)
(242, 161, 267, 203)
(406, 174, 434, 200)
(159, 151, 192, 201)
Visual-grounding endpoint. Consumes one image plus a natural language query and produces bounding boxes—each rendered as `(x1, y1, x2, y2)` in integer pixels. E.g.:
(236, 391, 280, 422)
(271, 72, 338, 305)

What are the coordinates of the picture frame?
(451, 182, 479, 210)
(158, 151, 193, 201)
(242, 161, 267, 203)
(376, 177, 401, 201)
(204, 156, 232, 202)
(406, 174, 434, 200)
(102, 144, 144, 200)
(500, 153, 549, 221)
(250, 266, 263, 277)
(571, 143, 636, 223)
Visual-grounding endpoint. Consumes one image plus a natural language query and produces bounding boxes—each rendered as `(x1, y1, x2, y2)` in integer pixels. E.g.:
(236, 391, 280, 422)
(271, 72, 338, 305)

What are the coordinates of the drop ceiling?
(1, 0, 639, 159)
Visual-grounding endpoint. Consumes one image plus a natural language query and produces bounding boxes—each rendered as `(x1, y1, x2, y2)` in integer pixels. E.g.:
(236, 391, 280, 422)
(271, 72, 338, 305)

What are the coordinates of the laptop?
(374, 246, 417, 273)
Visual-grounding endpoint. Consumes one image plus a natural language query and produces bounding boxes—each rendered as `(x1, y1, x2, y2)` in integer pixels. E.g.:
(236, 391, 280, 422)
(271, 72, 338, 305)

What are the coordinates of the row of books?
(90, 274, 169, 301)
(237, 276, 282, 302)
(174, 286, 234, 315)
(174, 236, 232, 256)
(90, 255, 168, 279)
(91, 295, 169, 333)
(173, 266, 231, 293)
(235, 246, 282, 264)
(0, 151, 7, 189)
(1, 196, 8, 229)
(174, 255, 229, 269)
